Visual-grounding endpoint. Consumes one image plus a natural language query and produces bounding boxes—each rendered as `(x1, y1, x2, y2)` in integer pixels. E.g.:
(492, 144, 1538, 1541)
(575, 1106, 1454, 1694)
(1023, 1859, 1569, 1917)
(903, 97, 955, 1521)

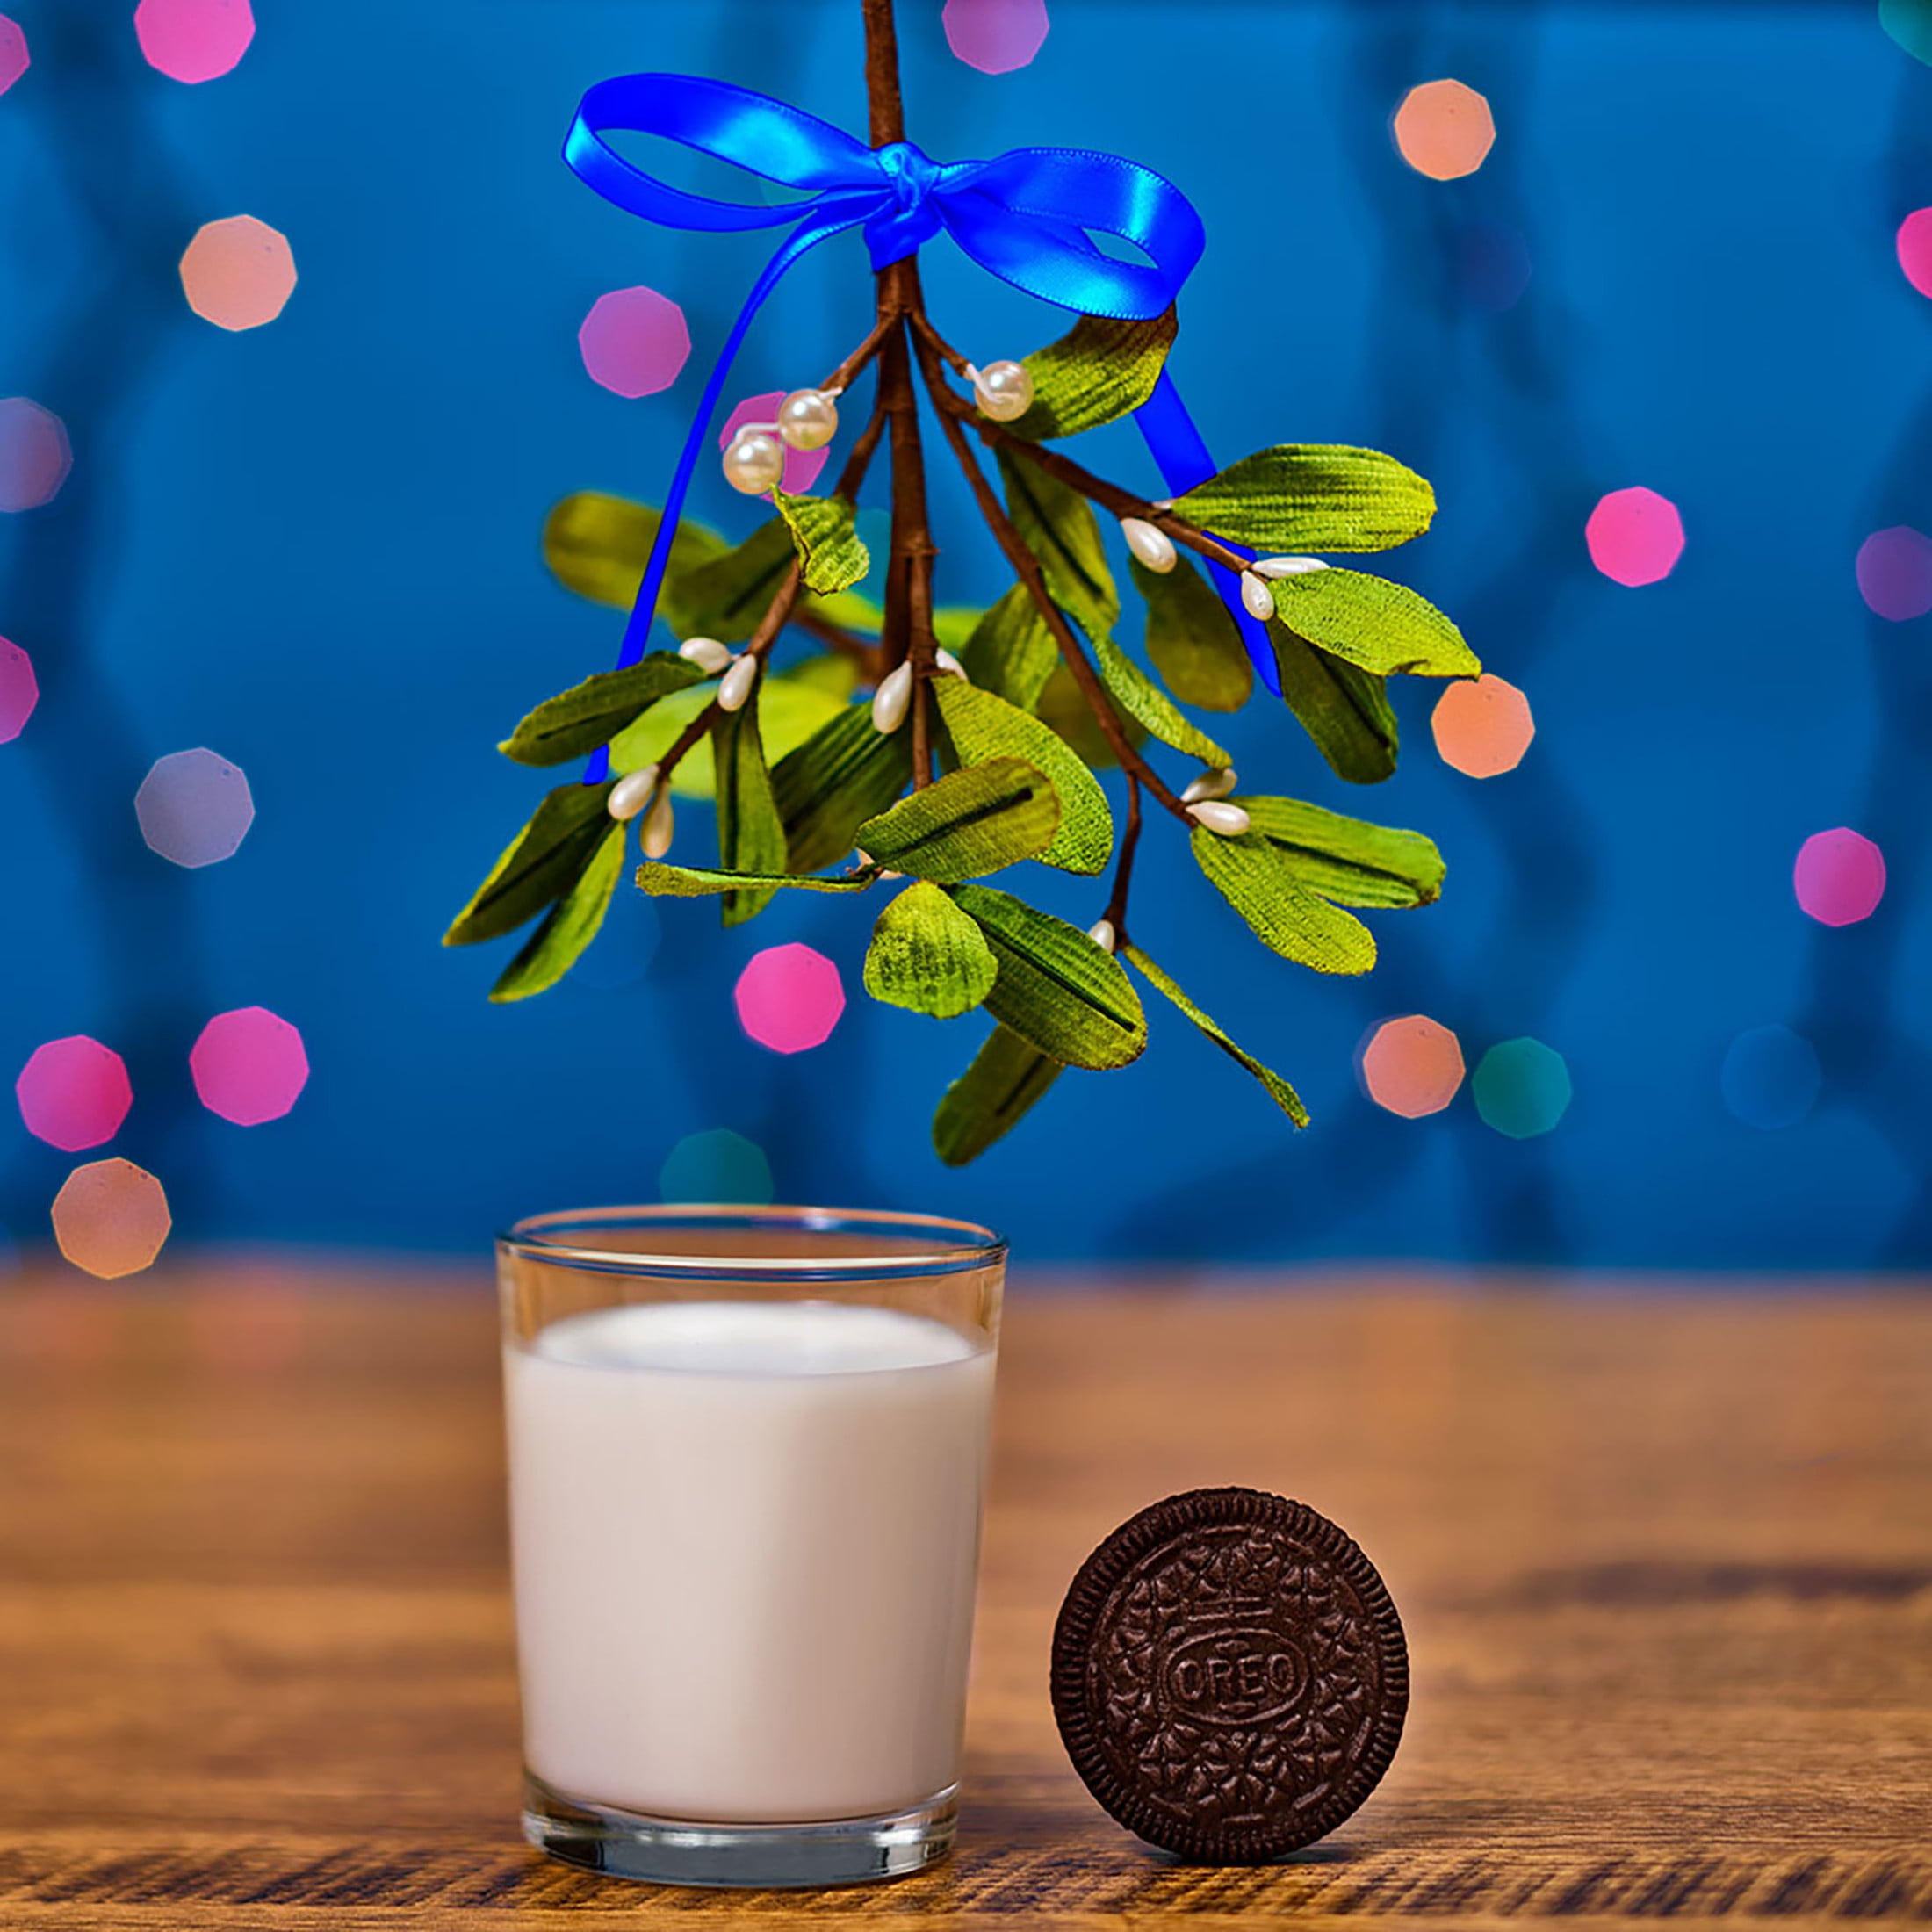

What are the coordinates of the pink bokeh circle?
(942, 0, 1049, 74)
(0, 637, 37, 742)
(1855, 526, 1932, 621)
(733, 944, 845, 1055)
(578, 286, 691, 399)
(1585, 486, 1684, 588)
(191, 1006, 310, 1125)
(1793, 828, 1885, 928)
(1898, 208, 1932, 298)
(0, 16, 29, 95)
(17, 1037, 133, 1152)
(134, 0, 254, 83)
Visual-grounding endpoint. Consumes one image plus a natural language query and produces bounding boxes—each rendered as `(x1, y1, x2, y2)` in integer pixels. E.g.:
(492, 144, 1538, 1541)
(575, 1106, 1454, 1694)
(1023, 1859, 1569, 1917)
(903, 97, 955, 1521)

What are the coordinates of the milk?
(504, 1300, 996, 1823)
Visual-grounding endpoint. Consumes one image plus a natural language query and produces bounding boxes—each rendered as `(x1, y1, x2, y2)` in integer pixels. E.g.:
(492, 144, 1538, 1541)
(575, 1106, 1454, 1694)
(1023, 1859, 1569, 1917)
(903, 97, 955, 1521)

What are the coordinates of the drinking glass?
(497, 1205, 1005, 1887)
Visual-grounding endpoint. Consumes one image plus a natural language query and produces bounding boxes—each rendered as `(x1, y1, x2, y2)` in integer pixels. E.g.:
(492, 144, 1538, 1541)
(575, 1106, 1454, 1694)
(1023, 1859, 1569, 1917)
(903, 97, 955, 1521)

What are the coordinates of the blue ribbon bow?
(564, 72, 1276, 781)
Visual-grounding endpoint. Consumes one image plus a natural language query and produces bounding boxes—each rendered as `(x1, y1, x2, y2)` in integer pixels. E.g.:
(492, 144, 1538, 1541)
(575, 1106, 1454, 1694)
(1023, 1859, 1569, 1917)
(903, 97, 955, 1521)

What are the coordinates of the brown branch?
(1103, 775, 1143, 941)
(909, 310, 971, 379)
(818, 313, 898, 399)
(912, 335, 1190, 822)
(656, 565, 804, 784)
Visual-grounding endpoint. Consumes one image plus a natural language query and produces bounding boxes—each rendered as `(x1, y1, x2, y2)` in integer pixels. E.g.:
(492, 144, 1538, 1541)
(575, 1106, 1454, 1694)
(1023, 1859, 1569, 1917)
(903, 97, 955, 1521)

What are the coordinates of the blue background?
(3, 0, 1929, 1269)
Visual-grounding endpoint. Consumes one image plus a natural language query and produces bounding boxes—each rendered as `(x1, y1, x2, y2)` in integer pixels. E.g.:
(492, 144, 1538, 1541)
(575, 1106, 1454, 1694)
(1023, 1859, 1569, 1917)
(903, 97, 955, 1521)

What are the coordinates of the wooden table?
(1, 1267, 1928, 1928)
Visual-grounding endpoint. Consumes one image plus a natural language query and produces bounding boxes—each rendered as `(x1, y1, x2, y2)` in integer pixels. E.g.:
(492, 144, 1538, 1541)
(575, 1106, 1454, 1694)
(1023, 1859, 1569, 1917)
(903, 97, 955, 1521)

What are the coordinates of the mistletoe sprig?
(445, 0, 1474, 1165)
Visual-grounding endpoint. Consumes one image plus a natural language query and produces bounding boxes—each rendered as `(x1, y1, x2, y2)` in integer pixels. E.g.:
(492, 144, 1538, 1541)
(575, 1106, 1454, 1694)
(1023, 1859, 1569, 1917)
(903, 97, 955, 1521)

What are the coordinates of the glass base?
(521, 1772, 958, 1889)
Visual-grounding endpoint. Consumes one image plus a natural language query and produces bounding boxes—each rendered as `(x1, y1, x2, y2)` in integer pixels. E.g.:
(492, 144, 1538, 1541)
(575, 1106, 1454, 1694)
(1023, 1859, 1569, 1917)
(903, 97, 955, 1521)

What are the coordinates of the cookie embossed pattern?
(1050, 1488, 1409, 1864)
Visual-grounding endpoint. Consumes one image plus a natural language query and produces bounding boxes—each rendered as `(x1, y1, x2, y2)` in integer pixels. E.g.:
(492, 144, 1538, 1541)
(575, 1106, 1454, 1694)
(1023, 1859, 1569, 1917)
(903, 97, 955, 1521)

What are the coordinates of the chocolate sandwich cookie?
(1050, 1487, 1408, 1864)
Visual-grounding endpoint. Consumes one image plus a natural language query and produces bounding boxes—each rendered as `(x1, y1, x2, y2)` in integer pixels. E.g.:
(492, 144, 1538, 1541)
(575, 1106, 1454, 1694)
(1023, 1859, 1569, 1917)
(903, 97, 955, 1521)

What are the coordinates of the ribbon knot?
(561, 69, 1275, 782)
(867, 140, 944, 258)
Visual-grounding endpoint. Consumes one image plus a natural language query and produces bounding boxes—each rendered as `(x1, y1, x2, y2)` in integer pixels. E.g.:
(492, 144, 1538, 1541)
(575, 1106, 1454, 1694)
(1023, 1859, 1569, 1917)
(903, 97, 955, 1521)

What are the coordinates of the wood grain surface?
(0, 1265, 1928, 1928)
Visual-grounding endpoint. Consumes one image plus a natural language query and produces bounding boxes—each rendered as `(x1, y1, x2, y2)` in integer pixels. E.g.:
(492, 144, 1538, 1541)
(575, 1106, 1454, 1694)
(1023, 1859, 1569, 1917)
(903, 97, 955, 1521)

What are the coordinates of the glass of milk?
(497, 1205, 1005, 1888)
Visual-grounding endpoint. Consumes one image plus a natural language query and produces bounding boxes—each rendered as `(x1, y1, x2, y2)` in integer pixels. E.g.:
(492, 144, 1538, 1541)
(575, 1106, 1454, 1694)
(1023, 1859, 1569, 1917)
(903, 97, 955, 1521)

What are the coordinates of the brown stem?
(862, 0, 940, 788)
(912, 336, 1191, 822)
(862, 0, 906, 143)
(1103, 775, 1143, 940)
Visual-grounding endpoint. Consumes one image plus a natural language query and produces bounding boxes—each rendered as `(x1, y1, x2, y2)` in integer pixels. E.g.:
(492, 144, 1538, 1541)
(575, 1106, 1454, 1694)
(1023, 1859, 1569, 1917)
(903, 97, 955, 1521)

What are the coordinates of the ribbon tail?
(1132, 371, 1279, 697)
(582, 209, 865, 782)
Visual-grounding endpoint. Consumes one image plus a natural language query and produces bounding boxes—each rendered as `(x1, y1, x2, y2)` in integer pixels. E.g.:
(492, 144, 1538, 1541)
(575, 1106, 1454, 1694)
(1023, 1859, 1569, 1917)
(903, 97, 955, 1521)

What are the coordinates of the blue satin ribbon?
(564, 72, 1275, 781)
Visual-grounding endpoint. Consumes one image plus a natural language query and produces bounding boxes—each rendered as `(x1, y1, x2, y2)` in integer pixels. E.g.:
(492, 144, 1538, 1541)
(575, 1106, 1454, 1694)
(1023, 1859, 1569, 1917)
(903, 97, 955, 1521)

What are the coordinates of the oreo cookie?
(1050, 1487, 1408, 1864)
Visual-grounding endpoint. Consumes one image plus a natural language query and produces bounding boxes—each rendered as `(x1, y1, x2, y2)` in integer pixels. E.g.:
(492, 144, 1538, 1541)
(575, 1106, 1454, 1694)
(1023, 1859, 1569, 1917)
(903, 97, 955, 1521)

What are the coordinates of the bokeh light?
(0, 16, 28, 95)
(719, 393, 829, 496)
(1454, 218, 1531, 312)
(179, 216, 296, 331)
(0, 397, 72, 513)
(1896, 208, 1932, 297)
(1854, 525, 1932, 620)
(1793, 827, 1885, 927)
(135, 748, 255, 868)
(16, 1038, 133, 1152)
(659, 1128, 774, 1205)
(0, 637, 37, 742)
(1360, 1016, 1465, 1119)
(578, 285, 691, 399)
(1431, 674, 1534, 778)
(1586, 486, 1684, 587)
(1393, 80, 1496, 181)
(52, 1159, 172, 1279)
(734, 943, 845, 1054)
(1720, 1025, 1821, 1132)
(942, 0, 1049, 74)
(1473, 1037, 1572, 1139)
(134, 0, 254, 83)
(1881, 0, 1932, 68)
(191, 1007, 308, 1126)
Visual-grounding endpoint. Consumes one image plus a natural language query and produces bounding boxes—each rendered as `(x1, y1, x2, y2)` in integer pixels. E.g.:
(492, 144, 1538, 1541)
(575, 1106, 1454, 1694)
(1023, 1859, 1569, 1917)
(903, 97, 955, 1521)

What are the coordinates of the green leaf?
(1123, 945, 1308, 1128)
(864, 881, 998, 1019)
(1190, 826, 1378, 976)
(996, 451, 1118, 644)
(1034, 661, 1143, 769)
(498, 652, 704, 768)
(932, 1025, 1064, 1166)
(772, 700, 913, 874)
(1268, 569, 1479, 679)
(543, 493, 727, 611)
(933, 678, 1112, 876)
(1006, 308, 1178, 443)
(1271, 622, 1399, 785)
(784, 652, 861, 701)
(661, 518, 797, 644)
(488, 822, 626, 1003)
(609, 673, 848, 800)
(960, 584, 1058, 713)
(1235, 795, 1445, 908)
(856, 757, 1060, 883)
(948, 883, 1146, 1071)
(1092, 631, 1230, 767)
(444, 780, 615, 947)
(636, 861, 875, 898)
(1133, 556, 1251, 713)
(713, 690, 789, 926)
(772, 489, 870, 595)
(1174, 446, 1437, 553)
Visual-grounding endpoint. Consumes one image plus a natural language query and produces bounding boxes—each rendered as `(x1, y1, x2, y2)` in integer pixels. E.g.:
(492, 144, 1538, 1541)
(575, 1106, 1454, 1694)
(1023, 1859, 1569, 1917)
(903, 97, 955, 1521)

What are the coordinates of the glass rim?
(495, 1203, 1006, 1282)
